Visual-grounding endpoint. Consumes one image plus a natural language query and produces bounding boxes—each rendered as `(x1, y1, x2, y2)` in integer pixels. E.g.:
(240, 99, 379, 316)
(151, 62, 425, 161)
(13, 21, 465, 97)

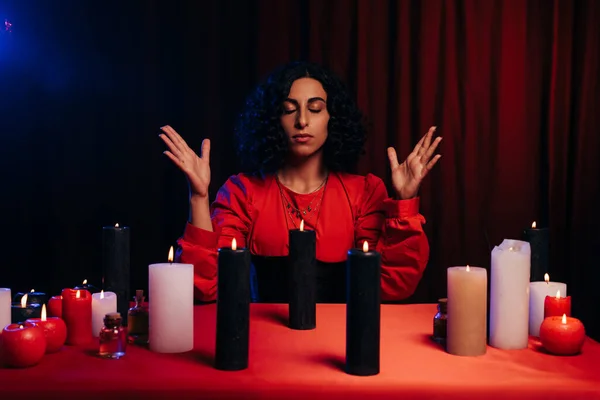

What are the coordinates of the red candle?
(544, 290, 571, 318)
(539, 314, 585, 355)
(26, 305, 67, 353)
(0, 323, 46, 367)
(47, 295, 63, 318)
(62, 288, 92, 345)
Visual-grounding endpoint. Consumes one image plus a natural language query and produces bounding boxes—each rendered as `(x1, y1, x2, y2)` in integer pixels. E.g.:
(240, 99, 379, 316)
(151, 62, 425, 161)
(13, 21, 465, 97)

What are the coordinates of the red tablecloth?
(1, 303, 599, 399)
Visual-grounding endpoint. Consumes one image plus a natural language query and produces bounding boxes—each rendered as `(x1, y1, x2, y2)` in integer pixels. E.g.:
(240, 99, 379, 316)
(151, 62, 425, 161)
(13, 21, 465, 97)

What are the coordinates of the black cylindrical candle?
(102, 224, 131, 325)
(345, 242, 381, 376)
(13, 291, 48, 306)
(11, 302, 42, 324)
(215, 239, 251, 371)
(523, 222, 549, 282)
(73, 280, 101, 294)
(288, 224, 316, 330)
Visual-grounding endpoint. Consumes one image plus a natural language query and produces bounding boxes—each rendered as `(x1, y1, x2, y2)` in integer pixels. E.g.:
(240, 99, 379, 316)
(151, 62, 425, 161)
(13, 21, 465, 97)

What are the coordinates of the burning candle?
(490, 239, 530, 350)
(91, 290, 117, 337)
(345, 241, 381, 376)
(544, 290, 572, 318)
(446, 265, 487, 356)
(13, 289, 48, 306)
(288, 219, 316, 330)
(215, 238, 251, 370)
(62, 288, 92, 345)
(0, 323, 46, 367)
(539, 314, 585, 355)
(529, 273, 567, 336)
(523, 221, 549, 281)
(74, 279, 101, 294)
(0, 288, 10, 330)
(148, 246, 194, 353)
(47, 295, 63, 318)
(10, 293, 41, 324)
(25, 304, 67, 353)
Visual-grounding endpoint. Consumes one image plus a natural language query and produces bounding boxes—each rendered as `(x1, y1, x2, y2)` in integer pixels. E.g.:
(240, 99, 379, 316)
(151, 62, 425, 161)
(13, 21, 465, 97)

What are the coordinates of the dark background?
(1, 0, 598, 340)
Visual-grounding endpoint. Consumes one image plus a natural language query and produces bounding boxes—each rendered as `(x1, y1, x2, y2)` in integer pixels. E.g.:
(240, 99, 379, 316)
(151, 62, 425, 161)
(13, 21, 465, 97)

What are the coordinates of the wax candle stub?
(529, 274, 567, 337)
(539, 314, 585, 355)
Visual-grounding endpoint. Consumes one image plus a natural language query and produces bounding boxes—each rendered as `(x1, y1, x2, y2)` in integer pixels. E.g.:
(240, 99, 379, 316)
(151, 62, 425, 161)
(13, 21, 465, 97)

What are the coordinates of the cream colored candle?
(91, 290, 117, 336)
(148, 247, 194, 353)
(490, 239, 530, 349)
(0, 288, 10, 330)
(446, 266, 488, 356)
(529, 273, 567, 337)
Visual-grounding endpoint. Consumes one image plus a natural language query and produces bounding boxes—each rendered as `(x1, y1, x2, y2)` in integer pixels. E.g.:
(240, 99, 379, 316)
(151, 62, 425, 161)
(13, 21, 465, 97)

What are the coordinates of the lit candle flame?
(363, 241, 369, 252)
(232, 238, 237, 251)
(19, 325, 23, 329)
(532, 221, 537, 229)
(30, 289, 35, 293)
(100, 290, 104, 299)
(115, 223, 119, 228)
(76, 290, 81, 299)
(168, 246, 174, 263)
(561, 314, 567, 324)
(544, 273, 550, 283)
(556, 290, 561, 299)
(21, 294, 28, 307)
(41, 304, 47, 321)
(82, 279, 87, 285)
(466, 265, 471, 272)
(300, 219, 304, 232)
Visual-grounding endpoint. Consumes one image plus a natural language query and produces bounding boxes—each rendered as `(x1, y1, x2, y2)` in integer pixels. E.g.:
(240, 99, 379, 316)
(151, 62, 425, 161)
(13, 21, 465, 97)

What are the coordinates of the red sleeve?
(176, 175, 253, 302)
(354, 174, 429, 301)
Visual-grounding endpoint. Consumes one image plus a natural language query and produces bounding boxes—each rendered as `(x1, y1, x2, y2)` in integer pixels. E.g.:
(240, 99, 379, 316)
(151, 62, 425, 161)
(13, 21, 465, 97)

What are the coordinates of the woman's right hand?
(160, 125, 211, 198)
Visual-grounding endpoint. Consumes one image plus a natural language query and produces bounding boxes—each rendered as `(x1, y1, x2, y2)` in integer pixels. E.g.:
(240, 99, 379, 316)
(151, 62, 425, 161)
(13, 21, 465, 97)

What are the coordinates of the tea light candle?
(91, 290, 117, 336)
(446, 265, 487, 356)
(489, 239, 530, 350)
(0, 288, 10, 330)
(529, 274, 567, 336)
(544, 290, 572, 318)
(539, 314, 585, 355)
(148, 246, 193, 353)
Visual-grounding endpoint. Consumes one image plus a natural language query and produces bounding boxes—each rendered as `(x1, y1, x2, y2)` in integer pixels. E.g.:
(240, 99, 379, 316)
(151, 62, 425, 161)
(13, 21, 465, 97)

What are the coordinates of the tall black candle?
(346, 241, 381, 376)
(102, 223, 131, 325)
(215, 238, 251, 371)
(288, 221, 316, 330)
(523, 221, 549, 282)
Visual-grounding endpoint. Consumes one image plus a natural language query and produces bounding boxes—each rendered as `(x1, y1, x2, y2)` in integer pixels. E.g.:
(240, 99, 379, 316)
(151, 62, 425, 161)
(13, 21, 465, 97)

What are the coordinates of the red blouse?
(177, 171, 429, 302)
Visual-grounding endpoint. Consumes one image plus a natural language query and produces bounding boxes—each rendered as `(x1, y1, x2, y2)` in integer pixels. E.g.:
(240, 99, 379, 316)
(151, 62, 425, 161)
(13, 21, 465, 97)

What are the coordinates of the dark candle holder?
(345, 245, 381, 376)
(13, 292, 48, 306)
(11, 303, 42, 324)
(523, 224, 549, 282)
(215, 243, 251, 371)
(288, 227, 316, 330)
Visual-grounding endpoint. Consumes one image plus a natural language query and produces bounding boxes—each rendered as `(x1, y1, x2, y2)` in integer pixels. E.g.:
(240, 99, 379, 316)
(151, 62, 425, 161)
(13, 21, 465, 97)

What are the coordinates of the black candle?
(288, 221, 316, 330)
(215, 238, 251, 371)
(13, 291, 48, 306)
(523, 221, 549, 282)
(73, 280, 101, 294)
(345, 241, 381, 376)
(11, 302, 41, 324)
(102, 223, 131, 325)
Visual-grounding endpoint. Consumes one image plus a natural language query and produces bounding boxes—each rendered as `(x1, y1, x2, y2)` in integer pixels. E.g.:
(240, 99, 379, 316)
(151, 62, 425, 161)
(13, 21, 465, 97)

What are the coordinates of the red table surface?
(1, 303, 599, 400)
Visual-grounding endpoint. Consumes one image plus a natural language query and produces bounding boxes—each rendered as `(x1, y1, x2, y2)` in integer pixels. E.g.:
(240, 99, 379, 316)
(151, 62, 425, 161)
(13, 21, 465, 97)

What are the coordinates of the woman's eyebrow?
(283, 97, 326, 105)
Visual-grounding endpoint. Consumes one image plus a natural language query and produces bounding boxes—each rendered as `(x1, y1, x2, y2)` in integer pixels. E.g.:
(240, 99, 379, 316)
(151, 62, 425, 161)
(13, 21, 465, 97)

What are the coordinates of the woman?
(160, 61, 442, 303)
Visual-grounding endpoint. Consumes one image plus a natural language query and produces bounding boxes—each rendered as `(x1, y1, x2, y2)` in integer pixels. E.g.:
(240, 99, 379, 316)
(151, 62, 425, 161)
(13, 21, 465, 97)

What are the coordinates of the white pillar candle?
(148, 248, 194, 353)
(529, 274, 567, 337)
(91, 291, 117, 336)
(0, 288, 11, 330)
(490, 239, 531, 349)
(447, 266, 488, 356)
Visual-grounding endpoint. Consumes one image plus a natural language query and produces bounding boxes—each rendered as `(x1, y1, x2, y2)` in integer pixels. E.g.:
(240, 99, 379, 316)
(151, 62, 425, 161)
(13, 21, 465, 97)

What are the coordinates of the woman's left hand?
(387, 126, 442, 200)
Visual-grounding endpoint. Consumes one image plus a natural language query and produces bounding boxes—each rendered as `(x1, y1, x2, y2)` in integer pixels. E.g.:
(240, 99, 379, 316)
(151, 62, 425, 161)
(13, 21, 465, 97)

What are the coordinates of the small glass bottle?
(432, 298, 447, 345)
(127, 289, 149, 345)
(99, 312, 127, 359)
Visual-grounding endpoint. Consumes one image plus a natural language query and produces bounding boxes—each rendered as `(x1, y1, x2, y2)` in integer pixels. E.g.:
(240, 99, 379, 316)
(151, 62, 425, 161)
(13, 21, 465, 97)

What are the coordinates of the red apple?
(1, 323, 46, 367)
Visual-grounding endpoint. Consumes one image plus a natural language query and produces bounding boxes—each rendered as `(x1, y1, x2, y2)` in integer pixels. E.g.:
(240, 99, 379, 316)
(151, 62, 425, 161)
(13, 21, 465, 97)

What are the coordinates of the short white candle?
(91, 290, 117, 336)
(148, 246, 194, 353)
(447, 265, 488, 356)
(0, 288, 11, 330)
(490, 239, 531, 350)
(529, 273, 567, 336)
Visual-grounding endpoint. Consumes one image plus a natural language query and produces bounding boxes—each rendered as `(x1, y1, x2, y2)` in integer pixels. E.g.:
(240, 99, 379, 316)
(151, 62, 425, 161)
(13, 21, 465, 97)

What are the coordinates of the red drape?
(142, 0, 600, 338)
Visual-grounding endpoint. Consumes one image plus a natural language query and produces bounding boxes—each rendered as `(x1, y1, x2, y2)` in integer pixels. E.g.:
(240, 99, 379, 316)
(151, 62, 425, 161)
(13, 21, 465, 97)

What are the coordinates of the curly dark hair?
(235, 61, 367, 174)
